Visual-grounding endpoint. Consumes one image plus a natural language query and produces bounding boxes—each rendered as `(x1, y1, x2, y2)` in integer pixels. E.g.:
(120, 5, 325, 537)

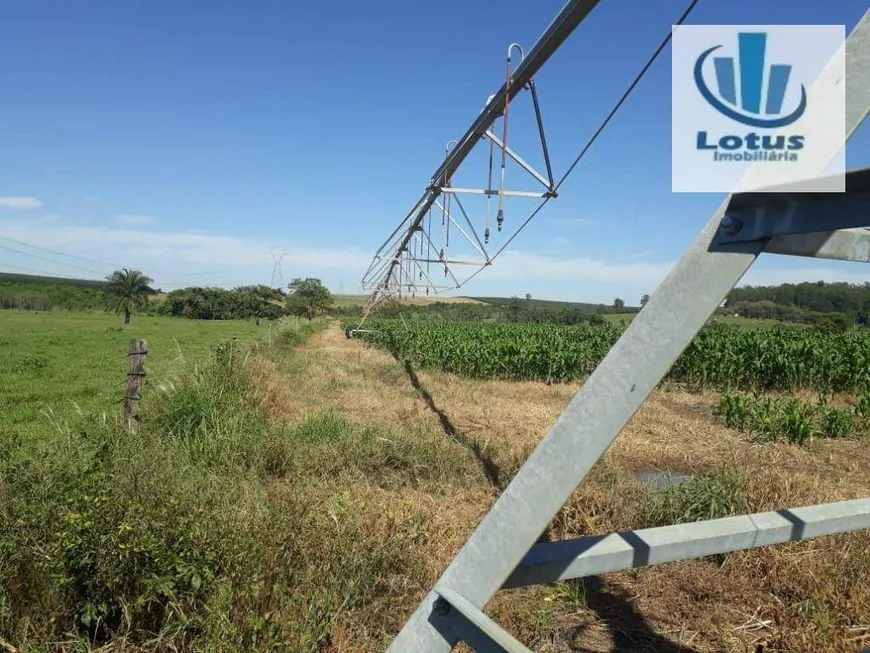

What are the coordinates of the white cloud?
(3, 215, 869, 301)
(0, 196, 42, 210)
(485, 250, 675, 286)
(612, 250, 652, 263)
(458, 251, 870, 304)
(114, 214, 155, 225)
(36, 213, 62, 223)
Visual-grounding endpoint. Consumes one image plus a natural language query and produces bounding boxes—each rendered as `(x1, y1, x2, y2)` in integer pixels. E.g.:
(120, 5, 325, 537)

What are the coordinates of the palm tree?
(104, 268, 154, 324)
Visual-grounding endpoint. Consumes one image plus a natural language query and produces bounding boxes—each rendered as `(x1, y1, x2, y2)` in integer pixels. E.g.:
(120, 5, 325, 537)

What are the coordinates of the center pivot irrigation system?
(350, 1, 870, 651)
(357, 0, 604, 315)
(352, 0, 698, 328)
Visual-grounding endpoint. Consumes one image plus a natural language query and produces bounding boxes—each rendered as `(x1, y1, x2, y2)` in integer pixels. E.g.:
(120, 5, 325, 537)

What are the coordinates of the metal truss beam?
(438, 187, 548, 198)
(505, 497, 870, 589)
(430, 498, 870, 653)
(362, 0, 603, 301)
(483, 130, 553, 191)
(714, 167, 870, 246)
(389, 10, 870, 651)
(765, 228, 870, 262)
(428, 0, 601, 191)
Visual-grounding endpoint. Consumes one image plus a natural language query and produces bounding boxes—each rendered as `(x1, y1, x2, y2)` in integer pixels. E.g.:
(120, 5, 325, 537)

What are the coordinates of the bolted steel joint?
(719, 214, 743, 236)
(432, 597, 452, 617)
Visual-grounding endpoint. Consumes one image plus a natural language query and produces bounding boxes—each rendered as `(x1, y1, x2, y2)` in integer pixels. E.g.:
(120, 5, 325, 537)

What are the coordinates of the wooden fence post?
(124, 338, 148, 426)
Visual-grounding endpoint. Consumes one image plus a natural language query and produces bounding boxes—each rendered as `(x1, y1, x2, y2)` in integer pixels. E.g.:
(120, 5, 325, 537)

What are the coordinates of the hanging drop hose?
(485, 103, 495, 244)
(497, 43, 524, 232)
(444, 139, 457, 276)
(440, 139, 457, 266)
(445, 191, 452, 248)
(426, 205, 433, 279)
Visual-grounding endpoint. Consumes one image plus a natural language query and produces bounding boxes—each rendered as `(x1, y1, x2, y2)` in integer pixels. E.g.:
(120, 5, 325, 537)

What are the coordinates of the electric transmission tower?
(268, 247, 286, 289)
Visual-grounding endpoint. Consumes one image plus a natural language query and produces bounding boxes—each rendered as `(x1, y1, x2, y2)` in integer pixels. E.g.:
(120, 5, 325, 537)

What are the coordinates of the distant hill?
(0, 272, 106, 289)
(469, 296, 640, 313)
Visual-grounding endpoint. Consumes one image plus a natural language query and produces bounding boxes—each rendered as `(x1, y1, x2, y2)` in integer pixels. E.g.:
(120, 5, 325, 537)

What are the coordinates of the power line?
(464, 0, 702, 286)
(0, 261, 97, 280)
(0, 235, 121, 269)
(0, 243, 107, 276)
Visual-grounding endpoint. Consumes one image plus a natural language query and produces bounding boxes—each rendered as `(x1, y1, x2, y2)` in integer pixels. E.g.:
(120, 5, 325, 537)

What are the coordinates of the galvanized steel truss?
(384, 6, 870, 652)
(360, 0, 602, 303)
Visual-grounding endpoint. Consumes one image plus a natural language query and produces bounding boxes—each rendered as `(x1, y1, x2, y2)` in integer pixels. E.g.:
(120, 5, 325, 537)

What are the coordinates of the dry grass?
(254, 323, 870, 652)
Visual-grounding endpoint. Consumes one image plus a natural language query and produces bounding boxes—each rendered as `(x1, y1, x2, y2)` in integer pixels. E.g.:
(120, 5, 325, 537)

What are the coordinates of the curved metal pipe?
(507, 42, 525, 64)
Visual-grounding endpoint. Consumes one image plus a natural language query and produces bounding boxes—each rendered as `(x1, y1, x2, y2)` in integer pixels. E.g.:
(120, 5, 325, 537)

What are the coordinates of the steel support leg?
(388, 13, 870, 651)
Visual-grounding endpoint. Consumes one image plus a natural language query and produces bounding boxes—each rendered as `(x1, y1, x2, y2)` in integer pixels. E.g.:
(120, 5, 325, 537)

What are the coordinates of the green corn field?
(352, 319, 870, 391)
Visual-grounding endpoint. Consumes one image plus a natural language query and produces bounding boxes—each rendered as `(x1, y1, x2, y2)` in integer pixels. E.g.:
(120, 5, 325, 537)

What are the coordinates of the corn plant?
(350, 319, 870, 392)
(716, 392, 860, 445)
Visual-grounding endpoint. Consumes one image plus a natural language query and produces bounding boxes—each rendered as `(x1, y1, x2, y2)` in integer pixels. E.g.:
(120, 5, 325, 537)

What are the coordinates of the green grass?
(603, 312, 636, 324)
(331, 293, 370, 307)
(641, 469, 746, 527)
(0, 315, 482, 650)
(0, 310, 266, 440)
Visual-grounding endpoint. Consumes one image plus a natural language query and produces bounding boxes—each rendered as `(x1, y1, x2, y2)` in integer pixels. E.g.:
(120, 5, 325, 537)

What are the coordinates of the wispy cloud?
(488, 250, 675, 286)
(2, 216, 868, 301)
(552, 217, 601, 225)
(114, 214, 155, 225)
(37, 213, 62, 223)
(0, 196, 42, 210)
(0, 220, 373, 288)
(612, 250, 651, 263)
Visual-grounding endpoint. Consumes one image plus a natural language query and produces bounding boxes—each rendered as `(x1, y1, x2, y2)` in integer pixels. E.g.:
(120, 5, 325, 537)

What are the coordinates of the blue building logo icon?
(694, 32, 806, 128)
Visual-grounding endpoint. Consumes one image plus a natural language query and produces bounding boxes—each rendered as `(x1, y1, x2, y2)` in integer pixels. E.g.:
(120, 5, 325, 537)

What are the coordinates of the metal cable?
(0, 243, 107, 276)
(0, 235, 121, 269)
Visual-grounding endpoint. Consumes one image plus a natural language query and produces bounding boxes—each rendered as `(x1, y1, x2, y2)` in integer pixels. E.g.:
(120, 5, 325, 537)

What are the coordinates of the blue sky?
(2, 0, 869, 304)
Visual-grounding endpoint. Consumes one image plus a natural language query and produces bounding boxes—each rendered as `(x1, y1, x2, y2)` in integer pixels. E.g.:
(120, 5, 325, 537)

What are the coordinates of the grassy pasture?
(3, 311, 870, 652)
(0, 310, 265, 439)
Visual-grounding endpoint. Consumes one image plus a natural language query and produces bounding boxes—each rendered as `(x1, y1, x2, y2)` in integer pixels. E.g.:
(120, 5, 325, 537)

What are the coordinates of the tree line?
(724, 281, 870, 326)
(8, 269, 870, 329)
(0, 270, 336, 324)
(333, 297, 618, 326)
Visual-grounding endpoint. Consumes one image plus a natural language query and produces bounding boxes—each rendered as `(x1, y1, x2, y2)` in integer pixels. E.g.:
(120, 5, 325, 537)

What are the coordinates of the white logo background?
(672, 24, 845, 194)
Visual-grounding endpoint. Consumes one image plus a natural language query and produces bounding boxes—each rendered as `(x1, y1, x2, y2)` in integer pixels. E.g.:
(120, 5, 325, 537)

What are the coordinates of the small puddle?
(632, 470, 692, 491)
